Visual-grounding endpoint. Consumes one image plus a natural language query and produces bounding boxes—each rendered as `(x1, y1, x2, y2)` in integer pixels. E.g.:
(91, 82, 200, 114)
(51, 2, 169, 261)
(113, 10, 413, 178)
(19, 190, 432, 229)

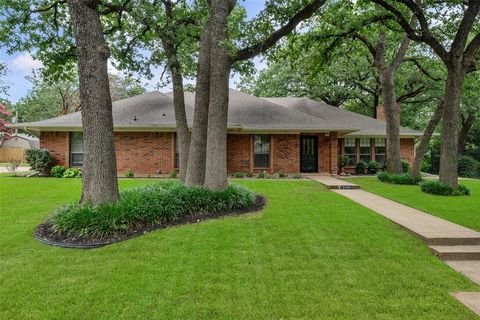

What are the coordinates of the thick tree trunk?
(184, 13, 213, 187)
(410, 100, 444, 178)
(203, 0, 235, 190)
(161, 37, 190, 181)
(439, 65, 465, 188)
(67, 0, 119, 205)
(458, 112, 476, 155)
(380, 71, 403, 173)
(372, 31, 408, 174)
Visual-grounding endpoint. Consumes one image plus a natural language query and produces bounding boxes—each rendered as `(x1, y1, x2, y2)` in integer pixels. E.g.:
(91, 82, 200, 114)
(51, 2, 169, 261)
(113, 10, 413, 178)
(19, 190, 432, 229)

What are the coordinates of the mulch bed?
(34, 195, 266, 249)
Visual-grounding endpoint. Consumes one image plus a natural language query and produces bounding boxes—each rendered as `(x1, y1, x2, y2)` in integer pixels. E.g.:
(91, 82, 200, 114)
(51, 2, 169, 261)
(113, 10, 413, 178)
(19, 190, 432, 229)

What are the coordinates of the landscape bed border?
(34, 195, 266, 249)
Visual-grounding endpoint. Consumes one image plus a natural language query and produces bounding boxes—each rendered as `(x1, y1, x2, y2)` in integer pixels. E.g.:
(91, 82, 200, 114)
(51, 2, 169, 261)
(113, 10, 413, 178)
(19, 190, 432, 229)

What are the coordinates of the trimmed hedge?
(50, 181, 256, 238)
(377, 172, 423, 185)
(421, 180, 470, 196)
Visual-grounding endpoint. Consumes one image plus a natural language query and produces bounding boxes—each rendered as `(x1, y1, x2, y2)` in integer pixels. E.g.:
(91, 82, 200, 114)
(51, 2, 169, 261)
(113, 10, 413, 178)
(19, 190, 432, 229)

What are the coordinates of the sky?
(0, 0, 267, 104)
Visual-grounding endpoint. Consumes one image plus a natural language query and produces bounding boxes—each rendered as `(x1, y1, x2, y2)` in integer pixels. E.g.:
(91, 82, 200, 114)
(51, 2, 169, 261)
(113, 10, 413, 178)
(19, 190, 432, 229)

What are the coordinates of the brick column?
(329, 132, 338, 174)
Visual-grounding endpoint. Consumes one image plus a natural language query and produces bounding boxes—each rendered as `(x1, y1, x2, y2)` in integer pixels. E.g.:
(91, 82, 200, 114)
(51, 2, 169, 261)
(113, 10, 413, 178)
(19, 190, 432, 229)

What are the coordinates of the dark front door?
(300, 135, 318, 173)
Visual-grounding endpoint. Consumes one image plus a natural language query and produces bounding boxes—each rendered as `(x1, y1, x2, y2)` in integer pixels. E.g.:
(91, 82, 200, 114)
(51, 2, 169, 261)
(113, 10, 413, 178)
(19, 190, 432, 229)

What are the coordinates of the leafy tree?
(371, 0, 480, 188)
(108, 73, 146, 102)
(187, 0, 326, 190)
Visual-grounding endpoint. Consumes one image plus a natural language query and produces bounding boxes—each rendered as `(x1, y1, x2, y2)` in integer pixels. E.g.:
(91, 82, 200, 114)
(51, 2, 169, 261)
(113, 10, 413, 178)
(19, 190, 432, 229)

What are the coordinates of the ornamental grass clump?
(50, 181, 256, 238)
(377, 172, 422, 185)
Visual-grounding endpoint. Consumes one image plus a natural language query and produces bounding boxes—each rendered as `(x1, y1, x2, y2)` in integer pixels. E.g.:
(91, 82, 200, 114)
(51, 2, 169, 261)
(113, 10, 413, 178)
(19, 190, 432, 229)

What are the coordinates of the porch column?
(329, 132, 338, 174)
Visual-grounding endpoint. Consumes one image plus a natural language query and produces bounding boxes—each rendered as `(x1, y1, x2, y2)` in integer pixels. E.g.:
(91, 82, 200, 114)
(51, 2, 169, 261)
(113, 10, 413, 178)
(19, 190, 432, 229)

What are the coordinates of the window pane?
(345, 138, 355, 147)
(254, 135, 270, 167)
(71, 153, 83, 167)
(359, 138, 371, 162)
(375, 138, 386, 165)
(344, 138, 356, 166)
(70, 132, 84, 167)
(71, 132, 83, 153)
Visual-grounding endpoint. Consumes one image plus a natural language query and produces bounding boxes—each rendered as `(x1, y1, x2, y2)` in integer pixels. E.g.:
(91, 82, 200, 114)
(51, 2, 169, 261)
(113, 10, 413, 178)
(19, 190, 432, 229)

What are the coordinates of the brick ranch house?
(13, 89, 422, 176)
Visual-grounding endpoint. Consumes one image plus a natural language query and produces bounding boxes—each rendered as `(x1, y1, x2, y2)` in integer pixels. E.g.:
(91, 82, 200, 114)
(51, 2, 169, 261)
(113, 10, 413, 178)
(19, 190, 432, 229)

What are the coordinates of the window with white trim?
(70, 132, 84, 167)
(359, 138, 371, 163)
(375, 138, 386, 165)
(344, 138, 356, 166)
(253, 135, 270, 168)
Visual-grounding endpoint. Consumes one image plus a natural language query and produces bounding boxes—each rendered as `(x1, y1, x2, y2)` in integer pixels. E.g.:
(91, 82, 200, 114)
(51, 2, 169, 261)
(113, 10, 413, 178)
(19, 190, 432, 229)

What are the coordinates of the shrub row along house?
(11, 89, 422, 176)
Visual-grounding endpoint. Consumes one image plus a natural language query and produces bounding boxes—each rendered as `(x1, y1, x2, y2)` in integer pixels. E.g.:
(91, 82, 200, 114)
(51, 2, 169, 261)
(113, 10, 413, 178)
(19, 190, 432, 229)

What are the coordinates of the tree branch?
(370, 0, 449, 63)
(231, 0, 325, 63)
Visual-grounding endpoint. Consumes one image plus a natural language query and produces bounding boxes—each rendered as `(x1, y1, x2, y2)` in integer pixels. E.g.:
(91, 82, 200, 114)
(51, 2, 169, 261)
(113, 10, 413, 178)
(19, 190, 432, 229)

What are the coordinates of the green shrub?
(278, 173, 287, 178)
(170, 170, 177, 178)
(421, 180, 470, 196)
(125, 168, 134, 178)
(355, 160, 367, 174)
(50, 165, 66, 178)
(246, 172, 254, 178)
(258, 171, 266, 179)
(377, 172, 422, 185)
(63, 168, 82, 178)
(233, 172, 245, 178)
(458, 155, 480, 178)
(292, 173, 302, 179)
(25, 148, 53, 175)
(338, 155, 350, 172)
(402, 160, 410, 173)
(50, 181, 257, 238)
(367, 161, 380, 174)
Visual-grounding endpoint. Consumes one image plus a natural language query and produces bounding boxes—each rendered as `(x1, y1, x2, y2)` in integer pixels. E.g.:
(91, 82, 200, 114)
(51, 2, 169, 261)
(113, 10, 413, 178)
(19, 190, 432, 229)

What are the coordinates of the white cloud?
(11, 53, 43, 73)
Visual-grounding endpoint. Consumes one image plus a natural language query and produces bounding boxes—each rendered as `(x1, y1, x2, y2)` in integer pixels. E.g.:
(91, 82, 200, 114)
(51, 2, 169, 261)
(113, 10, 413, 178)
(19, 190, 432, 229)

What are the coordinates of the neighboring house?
(0, 133, 39, 162)
(0, 133, 39, 149)
(10, 89, 422, 175)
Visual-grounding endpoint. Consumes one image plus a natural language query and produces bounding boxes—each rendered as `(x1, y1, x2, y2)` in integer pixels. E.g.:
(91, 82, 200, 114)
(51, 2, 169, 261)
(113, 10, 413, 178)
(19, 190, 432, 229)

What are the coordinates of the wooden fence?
(0, 147, 27, 162)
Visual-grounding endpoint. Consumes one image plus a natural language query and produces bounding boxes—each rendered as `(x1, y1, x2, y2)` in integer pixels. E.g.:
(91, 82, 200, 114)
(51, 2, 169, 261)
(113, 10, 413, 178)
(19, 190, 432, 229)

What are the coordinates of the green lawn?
(0, 177, 478, 319)
(346, 177, 480, 231)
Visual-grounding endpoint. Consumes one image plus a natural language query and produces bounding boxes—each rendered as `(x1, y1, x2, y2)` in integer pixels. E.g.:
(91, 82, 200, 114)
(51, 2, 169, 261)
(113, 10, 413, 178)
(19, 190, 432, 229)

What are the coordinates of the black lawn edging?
(34, 195, 266, 249)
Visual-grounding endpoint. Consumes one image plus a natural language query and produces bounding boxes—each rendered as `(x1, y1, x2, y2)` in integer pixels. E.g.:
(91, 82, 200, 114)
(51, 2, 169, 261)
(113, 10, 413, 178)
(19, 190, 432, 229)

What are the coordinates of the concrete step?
(429, 245, 480, 261)
(446, 261, 480, 285)
(425, 236, 480, 246)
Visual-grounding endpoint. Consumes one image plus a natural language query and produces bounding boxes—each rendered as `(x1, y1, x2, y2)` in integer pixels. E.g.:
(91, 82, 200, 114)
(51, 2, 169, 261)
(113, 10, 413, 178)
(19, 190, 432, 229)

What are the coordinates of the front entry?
(300, 135, 318, 173)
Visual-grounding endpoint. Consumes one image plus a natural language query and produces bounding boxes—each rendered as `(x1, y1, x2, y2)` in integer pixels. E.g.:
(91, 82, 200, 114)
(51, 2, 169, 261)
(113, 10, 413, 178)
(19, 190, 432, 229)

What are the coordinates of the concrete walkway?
(306, 175, 360, 189)
(313, 178, 480, 315)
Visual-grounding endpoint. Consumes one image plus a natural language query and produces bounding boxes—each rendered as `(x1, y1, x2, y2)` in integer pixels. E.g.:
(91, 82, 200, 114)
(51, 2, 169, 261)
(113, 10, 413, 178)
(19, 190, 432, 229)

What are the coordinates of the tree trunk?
(203, 0, 235, 190)
(439, 64, 464, 188)
(161, 37, 190, 181)
(184, 12, 213, 187)
(68, 0, 119, 205)
(410, 100, 444, 178)
(381, 71, 403, 174)
(458, 112, 476, 155)
(372, 31, 408, 174)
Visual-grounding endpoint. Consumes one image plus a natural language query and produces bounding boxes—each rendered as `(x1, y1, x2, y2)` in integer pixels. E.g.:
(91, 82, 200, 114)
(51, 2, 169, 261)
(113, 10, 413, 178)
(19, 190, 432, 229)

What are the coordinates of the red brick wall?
(400, 138, 415, 166)
(227, 134, 251, 173)
(115, 132, 174, 174)
(40, 131, 346, 175)
(40, 131, 69, 166)
(273, 134, 300, 173)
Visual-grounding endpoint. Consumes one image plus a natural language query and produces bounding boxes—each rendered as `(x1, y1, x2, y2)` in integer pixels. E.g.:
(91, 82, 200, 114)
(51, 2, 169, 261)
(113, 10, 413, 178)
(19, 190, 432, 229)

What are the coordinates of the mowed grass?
(0, 177, 478, 319)
(347, 177, 480, 231)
